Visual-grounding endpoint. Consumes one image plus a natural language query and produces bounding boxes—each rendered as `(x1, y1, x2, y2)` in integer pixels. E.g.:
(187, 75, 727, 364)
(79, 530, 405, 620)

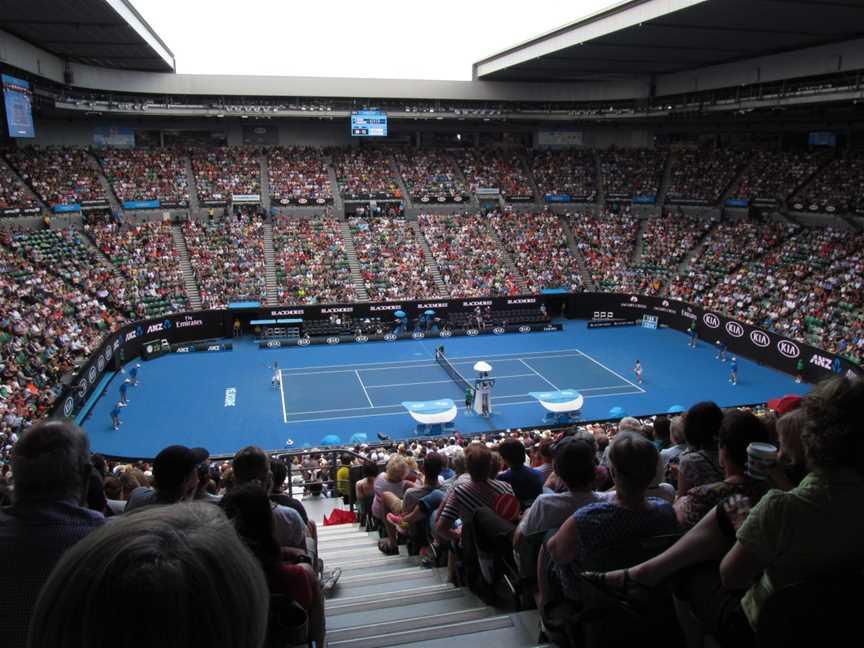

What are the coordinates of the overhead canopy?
(475, 0, 864, 82)
(0, 0, 175, 72)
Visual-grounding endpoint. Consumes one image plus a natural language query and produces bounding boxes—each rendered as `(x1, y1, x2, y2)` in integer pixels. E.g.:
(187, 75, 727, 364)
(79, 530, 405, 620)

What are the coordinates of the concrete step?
(410, 220, 447, 295)
(185, 154, 201, 213)
(333, 570, 443, 599)
(337, 566, 440, 588)
(328, 608, 500, 647)
(485, 221, 529, 293)
(327, 594, 482, 632)
(326, 583, 462, 616)
(325, 552, 418, 572)
(329, 614, 515, 648)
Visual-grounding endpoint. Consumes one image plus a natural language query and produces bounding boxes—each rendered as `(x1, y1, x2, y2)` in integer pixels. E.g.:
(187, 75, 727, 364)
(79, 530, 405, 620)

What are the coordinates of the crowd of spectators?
(267, 147, 332, 203)
(665, 149, 749, 203)
(729, 150, 825, 205)
(598, 148, 666, 199)
(331, 149, 400, 199)
(0, 243, 125, 464)
(529, 149, 597, 201)
(394, 149, 467, 202)
(455, 148, 534, 199)
(489, 211, 583, 293)
(191, 147, 261, 202)
(84, 221, 189, 317)
(569, 210, 639, 290)
(5, 147, 106, 207)
(182, 214, 267, 308)
(98, 148, 190, 205)
(349, 216, 439, 300)
(7, 229, 133, 315)
(271, 216, 356, 304)
(0, 165, 37, 212)
(792, 150, 864, 213)
(418, 212, 522, 297)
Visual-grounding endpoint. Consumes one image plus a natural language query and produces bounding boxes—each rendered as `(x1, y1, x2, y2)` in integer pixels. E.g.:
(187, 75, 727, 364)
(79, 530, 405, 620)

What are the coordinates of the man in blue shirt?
(129, 363, 141, 386)
(496, 437, 544, 504)
(0, 420, 105, 648)
(110, 403, 121, 430)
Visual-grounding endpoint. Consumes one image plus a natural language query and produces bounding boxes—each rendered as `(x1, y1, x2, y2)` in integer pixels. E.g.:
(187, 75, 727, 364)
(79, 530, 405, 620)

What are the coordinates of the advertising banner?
(122, 199, 161, 210)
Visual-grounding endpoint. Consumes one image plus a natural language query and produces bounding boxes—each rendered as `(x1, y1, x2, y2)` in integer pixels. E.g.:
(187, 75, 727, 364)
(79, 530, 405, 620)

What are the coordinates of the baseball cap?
(153, 445, 209, 491)
(767, 395, 802, 416)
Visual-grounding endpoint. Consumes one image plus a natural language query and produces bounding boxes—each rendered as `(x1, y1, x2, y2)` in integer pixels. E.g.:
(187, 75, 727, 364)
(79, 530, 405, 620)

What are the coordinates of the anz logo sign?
(725, 321, 744, 338)
(703, 313, 721, 329)
(750, 330, 770, 348)
(777, 340, 800, 359)
(810, 354, 832, 370)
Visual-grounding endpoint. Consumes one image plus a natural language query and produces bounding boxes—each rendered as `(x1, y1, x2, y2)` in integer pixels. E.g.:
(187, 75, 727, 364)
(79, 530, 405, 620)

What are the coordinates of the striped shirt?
(440, 478, 514, 523)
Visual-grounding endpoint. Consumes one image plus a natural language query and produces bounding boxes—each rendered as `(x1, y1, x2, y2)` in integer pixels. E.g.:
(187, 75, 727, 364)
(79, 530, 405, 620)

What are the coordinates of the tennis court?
(279, 348, 644, 424)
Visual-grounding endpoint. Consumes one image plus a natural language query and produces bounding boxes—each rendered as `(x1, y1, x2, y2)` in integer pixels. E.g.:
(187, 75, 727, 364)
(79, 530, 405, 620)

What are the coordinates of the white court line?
(355, 370, 374, 408)
(364, 373, 538, 390)
(278, 348, 588, 373)
(520, 358, 560, 391)
(279, 373, 287, 424)
(284, 388, 644, 424)
(575, 349, 647, 393)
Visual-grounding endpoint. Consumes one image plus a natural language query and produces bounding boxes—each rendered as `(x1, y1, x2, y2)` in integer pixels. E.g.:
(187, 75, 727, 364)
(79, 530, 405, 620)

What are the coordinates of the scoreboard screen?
(2, 75, 35, 138)
(351, 111, 387, 137)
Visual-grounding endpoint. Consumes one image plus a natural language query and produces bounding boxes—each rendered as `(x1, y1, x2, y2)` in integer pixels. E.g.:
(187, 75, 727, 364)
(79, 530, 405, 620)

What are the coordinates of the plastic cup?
(746, 442, 778, 480)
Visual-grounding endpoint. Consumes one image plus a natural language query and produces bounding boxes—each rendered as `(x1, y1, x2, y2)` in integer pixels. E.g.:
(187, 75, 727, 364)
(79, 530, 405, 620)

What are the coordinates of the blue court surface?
(83, 322, 810, 457)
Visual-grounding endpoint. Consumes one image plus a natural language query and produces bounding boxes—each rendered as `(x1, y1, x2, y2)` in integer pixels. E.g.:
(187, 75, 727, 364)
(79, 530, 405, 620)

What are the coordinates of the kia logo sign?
(354, 335, 369, 343)
(439, 330, 452, 338)
(703, 313, 720, 329)
(518, 325, 531, 333)
(411, 332, 425, 339)
(777, 340, 800, 359)
(725, 321, 744, 338)
(750, 330, 770, 348)
(466, 329, 479, 336)
(492, 327, 505, 335)
(63, 397, 75, 418)
(384, 333, 398, 342)
(326, 337, 340, 345)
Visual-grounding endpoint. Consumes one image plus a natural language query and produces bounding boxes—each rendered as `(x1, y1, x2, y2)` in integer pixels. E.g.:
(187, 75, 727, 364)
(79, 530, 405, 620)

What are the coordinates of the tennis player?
(271, 362, 281, 390)
(633, 360, 643, 384)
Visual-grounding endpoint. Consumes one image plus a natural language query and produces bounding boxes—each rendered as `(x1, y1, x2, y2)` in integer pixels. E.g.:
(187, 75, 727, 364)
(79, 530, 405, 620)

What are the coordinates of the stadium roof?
(0, 0, 174, 72)
(474, 0, 864, 82)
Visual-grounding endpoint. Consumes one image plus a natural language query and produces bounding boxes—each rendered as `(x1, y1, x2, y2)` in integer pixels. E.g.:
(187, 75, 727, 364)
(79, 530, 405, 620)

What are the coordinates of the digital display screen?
(351, 111, 387, 137)
(808, 131, 836, 147)
(2, 75, 35, 138)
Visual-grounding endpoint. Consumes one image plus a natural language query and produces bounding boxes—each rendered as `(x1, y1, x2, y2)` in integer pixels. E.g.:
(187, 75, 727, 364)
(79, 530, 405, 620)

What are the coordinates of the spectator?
(125, 445, 209, 511)
(28, 503, 269, 648)
(0, 420, 105, 648)
(676, 401, 724, 496)
(496, 437, 544, 504)
(372, 455, 410, 554)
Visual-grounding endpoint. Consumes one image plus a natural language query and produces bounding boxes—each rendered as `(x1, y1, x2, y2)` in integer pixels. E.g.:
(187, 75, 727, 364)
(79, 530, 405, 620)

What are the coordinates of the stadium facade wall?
(54, 293, 860, 421)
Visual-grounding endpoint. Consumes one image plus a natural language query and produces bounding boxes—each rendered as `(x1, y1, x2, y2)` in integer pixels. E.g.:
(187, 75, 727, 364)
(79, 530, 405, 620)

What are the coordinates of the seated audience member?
(542, 432, 679, 605)
(652, 416, 672, 451)
(372, 455, 411, 554)
(125, 445, 209, 511)
(386, 452, 445, 537)
(676, 401, 724, 496)
(221, 484, 325, 647)
(533, 438, 556, 482)
(514, 436, 601, 547)
(660, 415, 687, 469)
(336, 454, 352, 501)
(269, 459, 311, 524)
(0, 421, 105, 648)
(583, 376, 864, 646)
(28, 503, 269, 648)
(763, 407, 808, 490)
(355, 461, 379, 502)
(497, 437, 544, 504)
(436, 443, 516, 544)
(232, 446, 307, 552)
(675, 410, 770, 529)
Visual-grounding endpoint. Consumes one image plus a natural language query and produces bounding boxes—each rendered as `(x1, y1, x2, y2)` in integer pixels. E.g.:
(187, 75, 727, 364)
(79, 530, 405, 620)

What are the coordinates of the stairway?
(593, 149, 604, 206)
(718, 154, 756, 208)
(485, 222, 529, 293)
(519, 153, 543, 209)
(656, 150, 674, 207)
(0, 154, 49, 215)
(317, 522, 544, 648)
(327, 157, 346, 217)
(263, 222, 279, 305)
(409, 220, 447, 296)
(340, 221, 370, 301)
(171, 224, 202, 309)
(449, 151, 479, 210)
(677, 219, 718, 274)
(631, 216, 650, 264)
(260, 153, 272, 212)
(390, 156, 413, 208)
(87, 151, 122, 215)
(559, 213, 596, 290)
(185, 155, 201, 214)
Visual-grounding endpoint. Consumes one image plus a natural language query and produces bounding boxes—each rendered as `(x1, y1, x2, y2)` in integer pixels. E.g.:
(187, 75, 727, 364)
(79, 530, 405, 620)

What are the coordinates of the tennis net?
(435, 350, 472, 393)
